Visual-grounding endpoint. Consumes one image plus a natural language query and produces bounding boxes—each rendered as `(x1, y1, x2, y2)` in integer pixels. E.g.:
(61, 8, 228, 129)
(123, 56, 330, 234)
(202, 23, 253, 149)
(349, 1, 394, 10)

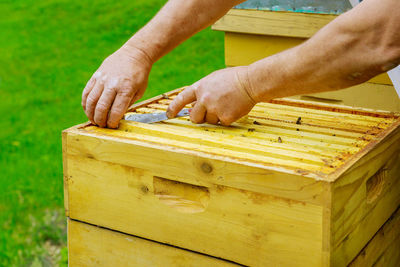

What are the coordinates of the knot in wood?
(140, 185, 149, 194)
(201, 162, 213, 174)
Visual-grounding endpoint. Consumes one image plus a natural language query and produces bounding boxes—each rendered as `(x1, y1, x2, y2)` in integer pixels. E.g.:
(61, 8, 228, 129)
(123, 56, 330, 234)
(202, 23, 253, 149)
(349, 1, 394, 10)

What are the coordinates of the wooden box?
(212, 9, 400, 111)
(63, 89, 400, 266)
(67, 206, 400, 266)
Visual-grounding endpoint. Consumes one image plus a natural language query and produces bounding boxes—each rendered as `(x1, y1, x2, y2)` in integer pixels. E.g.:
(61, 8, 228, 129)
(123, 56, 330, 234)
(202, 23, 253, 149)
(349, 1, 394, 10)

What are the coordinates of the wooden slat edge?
(348, 205, 400, 266)
(67, 127, 329, 181)
(212, 9, 337, 38)
(68, 218, 241, 266)
(272, 98, 400, 118)
(62, 130, 69, 217)
(63, 122, 93, 216)
(326, 118, 400, 181)
(322, 181, 333, 266)
(127, 87, 186, 112)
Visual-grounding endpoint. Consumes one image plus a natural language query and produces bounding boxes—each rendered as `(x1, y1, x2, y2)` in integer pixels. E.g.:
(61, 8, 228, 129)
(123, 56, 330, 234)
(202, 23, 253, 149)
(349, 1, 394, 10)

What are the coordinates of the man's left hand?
(167, 66, 256, 126)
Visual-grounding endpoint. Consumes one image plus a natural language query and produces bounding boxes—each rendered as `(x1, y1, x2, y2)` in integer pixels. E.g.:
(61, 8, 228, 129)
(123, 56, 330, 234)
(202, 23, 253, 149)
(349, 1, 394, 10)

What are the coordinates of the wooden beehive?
(212, 9, 400, 111)
(63, 88, 400, 266)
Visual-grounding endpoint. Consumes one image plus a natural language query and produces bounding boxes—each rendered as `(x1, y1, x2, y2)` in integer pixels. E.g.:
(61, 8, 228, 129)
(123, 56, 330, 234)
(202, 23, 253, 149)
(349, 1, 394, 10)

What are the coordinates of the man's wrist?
(243, 63, 276, 103)
(235, 66, 258, 104)
(120, 40, 155, 68)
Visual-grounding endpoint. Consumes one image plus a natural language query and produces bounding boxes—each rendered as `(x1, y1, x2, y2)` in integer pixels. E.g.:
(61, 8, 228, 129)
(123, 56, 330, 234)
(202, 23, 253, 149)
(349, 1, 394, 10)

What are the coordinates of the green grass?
(0, 0, 224, 265)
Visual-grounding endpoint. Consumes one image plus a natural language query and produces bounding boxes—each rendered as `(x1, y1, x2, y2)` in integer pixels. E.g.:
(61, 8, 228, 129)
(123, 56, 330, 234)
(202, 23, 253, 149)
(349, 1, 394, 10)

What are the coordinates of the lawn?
(0, 0, 225, 265)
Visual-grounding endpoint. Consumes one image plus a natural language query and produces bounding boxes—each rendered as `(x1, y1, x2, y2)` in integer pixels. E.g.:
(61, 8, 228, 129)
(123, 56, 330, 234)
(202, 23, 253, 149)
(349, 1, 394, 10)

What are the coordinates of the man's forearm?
(123, 0, 244, 64)
(245, 0, 400, 102)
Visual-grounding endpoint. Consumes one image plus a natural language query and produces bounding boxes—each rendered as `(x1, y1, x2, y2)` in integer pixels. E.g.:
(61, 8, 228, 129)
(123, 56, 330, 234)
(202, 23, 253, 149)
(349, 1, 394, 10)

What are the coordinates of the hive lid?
(81, 88, 400, 181)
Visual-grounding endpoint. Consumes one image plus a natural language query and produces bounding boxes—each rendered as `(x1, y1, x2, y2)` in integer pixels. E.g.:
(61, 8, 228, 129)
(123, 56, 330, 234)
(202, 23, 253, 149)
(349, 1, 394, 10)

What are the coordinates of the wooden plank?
(122, 119, 351, 158)
(116, 122, 332, 165)
(62, 131, 69, 217)
(66, 153, 324, 266)
(371, 236, 400, 267)
(212, 9, 337, 38)
(118, 94, 400, 177)
(157, 118, 360, 154)
(135, 107, 370, 146)
(85, 125, 332, 172)
(329, 127, 400, 265)
(256, 103, 390, 123)
(65, 130, 328, 199)
(224, 32, 305, 66)
(68, 219, 238, 267)
(270, 97, 399, 118)
(349, 206, 400, 267)
(135, 104, 376, 146)
(161, 102, 368, 139)
(126, 87, 185, 112)
(147, 102, 388, 128)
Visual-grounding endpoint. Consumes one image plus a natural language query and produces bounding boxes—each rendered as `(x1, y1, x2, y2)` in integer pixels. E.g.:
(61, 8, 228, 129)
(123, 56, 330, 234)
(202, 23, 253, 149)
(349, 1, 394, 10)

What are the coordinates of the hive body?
(212, 9, 400, 111)
(63, 88, 400, 266)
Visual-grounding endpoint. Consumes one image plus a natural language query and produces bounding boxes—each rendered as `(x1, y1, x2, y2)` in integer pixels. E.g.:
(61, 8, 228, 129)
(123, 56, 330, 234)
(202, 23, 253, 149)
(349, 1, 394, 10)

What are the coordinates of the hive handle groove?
(366, 166, 388, 204)
(153, 176, 210, 214)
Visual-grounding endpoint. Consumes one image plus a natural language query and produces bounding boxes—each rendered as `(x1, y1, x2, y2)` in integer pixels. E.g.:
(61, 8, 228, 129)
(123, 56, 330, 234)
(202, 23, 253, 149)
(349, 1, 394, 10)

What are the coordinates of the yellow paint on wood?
(64, 89, 400, 266)
(224, 32, 305, 66)
(113, 92, 398, 177)
(212, 9, 337, 38)
(349, 206, 400, 267)
(62, 131, 69, 217)
(65, 131, 326, 204)
(68, 219, 237, 266)
(66, 154, 323, 266)
(330, 127, 400, 266)
(217, 12, 396, 110)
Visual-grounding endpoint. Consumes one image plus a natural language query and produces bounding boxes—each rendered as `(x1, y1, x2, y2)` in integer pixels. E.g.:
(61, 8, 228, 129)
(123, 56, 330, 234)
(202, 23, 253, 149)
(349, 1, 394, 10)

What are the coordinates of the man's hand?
(82, 47, 152, 128)
(80, 0, 244, 128)
(167, 66, 257, 126)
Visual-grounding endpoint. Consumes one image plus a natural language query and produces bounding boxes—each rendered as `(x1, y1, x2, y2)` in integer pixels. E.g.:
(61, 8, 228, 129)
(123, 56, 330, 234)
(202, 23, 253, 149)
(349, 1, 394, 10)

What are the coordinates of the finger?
(107, 91, 133, 128)
(219, 114, 235, 126)
(190, 101, 197, 108)
(205, 112, 219, 125)
(85, 81, 105, 123)
(129, 88, 145, 106)
(190, 102, 206, 124)
(94, 87, 117, 127)
(82, 77, 96, 110)
(167, 87, 196, 118)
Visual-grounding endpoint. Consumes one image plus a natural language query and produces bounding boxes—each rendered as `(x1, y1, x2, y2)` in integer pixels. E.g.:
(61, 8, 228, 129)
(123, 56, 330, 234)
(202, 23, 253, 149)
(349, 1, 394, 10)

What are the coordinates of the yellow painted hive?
(63, 88, 400, 266)
(212, 9, 400, 111)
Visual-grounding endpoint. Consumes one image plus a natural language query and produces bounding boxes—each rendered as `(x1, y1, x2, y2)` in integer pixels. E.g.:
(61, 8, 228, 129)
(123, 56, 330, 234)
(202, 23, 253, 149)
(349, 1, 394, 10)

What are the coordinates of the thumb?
(167, 87, 196, 118)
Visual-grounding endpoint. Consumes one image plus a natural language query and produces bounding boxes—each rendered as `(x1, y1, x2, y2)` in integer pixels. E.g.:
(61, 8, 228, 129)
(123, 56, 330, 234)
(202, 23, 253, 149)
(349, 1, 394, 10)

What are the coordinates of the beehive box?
(212, 9, 400, 111)
(63, 88, 400, 266)
(349, 205, 400, 267)
(68, 205, 400, 266)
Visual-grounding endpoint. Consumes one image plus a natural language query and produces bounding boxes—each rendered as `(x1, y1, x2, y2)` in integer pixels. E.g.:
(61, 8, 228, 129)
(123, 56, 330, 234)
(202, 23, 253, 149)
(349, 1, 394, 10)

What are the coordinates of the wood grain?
(64, 91, 400, 266)
(330, 127, 400, 266)
(212, 9, 336, 38)
(66, 154, 323, 266)
(68, 219, 238, 267)
(349, 206, 400, 267)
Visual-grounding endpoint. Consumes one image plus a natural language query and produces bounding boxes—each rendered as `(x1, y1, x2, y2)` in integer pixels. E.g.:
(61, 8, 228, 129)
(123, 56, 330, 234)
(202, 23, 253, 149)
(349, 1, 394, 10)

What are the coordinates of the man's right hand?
(81, 46, 152, 128)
